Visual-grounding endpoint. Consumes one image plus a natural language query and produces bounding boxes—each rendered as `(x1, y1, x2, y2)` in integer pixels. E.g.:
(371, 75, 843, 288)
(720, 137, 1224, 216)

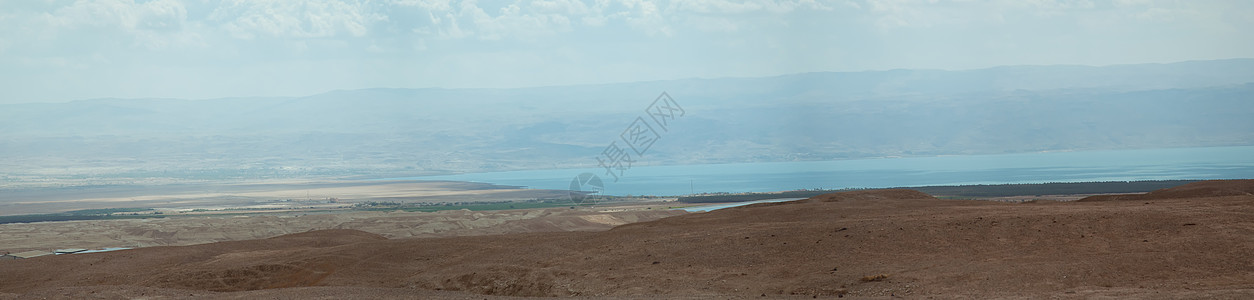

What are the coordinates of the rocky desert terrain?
(2, 180, 1252, 299)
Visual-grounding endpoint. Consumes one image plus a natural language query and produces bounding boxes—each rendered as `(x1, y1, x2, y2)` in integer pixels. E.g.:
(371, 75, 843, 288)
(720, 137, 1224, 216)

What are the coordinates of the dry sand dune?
(2, 180, 1253, 299)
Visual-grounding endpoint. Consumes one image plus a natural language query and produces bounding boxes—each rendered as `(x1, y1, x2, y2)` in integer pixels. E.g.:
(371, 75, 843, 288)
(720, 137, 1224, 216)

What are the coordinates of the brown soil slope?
(1079, 179, 1254, 202)
(3, 184, 1253, 299)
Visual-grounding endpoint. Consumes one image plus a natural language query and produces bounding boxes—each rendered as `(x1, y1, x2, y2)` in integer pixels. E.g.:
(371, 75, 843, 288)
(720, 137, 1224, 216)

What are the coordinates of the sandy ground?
(1, 180, 1252, 299)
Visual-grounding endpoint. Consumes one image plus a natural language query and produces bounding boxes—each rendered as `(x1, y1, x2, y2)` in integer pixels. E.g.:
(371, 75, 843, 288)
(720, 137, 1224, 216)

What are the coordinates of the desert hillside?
(2, 180, 1253, 299)
(1078, 179, 1254, 201)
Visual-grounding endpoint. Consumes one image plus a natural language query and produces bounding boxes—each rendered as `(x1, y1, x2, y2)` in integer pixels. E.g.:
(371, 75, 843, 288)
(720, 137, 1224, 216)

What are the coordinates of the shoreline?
(1, 179, 1220, 224)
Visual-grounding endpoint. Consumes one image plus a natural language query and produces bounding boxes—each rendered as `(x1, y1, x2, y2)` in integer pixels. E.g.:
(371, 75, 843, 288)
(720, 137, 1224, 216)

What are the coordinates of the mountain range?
(1, 59, 1252, 187)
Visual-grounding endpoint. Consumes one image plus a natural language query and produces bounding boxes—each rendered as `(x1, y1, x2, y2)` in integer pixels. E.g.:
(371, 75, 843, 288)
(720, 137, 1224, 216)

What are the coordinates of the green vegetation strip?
(0, 208, 162, 225)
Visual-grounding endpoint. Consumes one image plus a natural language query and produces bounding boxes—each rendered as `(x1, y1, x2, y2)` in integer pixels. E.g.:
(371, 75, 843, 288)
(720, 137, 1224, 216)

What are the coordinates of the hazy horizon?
(7, 57, 1253, 105)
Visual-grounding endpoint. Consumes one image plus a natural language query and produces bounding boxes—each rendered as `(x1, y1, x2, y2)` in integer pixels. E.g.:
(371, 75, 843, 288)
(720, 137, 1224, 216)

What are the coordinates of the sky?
(0, 0, 1251, 104)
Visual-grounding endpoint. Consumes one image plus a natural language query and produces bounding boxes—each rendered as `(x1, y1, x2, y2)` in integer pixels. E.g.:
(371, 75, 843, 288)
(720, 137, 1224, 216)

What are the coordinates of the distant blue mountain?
(1, 59, 1251, 182)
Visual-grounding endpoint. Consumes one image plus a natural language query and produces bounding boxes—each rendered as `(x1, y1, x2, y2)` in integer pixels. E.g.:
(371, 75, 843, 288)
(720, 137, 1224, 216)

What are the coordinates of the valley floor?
(2, 180, 1252, 298)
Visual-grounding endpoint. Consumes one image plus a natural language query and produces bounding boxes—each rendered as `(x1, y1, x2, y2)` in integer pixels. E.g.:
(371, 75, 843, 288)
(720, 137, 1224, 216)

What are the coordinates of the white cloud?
(418, 10, 472, 38)
(857, 0, 1112, 29)
(393, 1, 838, 40)
(0, 0, 1250, 103)
(463, 2, 575, 40)
(209, 0, 386, 39)
(45, 0, 180, 30)
(620, 0, 672, 36)
(1023, 0, 1096, 10)
(391, 0, 454, 10)
(580, 0, 616, 26)
(1103, 0, 1202, 22)
(664, 0, 837, 34)
(403, 0, 599, 41)
(32, 0, 200, 49)
(863, 0, 939, 28)
(670, 0, 833, 14)
(530, 0, 593, 14)
(1112, 0, 1151, 6)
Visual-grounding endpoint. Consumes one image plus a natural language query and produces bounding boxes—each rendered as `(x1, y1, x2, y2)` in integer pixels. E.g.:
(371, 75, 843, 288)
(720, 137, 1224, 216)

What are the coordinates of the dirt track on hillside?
(2, 180, 1252, 299)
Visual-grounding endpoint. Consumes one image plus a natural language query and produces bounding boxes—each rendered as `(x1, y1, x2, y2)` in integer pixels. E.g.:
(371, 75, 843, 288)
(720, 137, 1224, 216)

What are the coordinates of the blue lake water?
(376, 146, 1254, 196)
